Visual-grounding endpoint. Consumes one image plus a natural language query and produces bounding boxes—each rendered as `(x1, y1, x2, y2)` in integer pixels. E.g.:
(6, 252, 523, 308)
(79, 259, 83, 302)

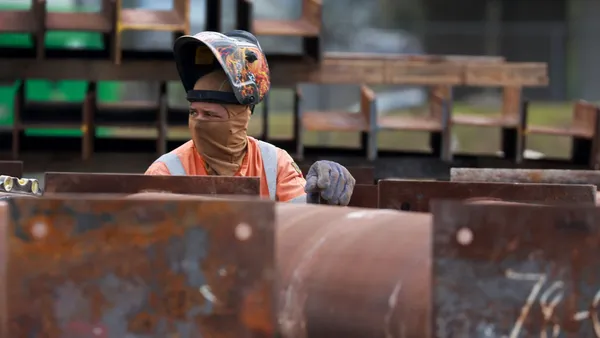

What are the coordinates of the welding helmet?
(173, 30, 271, 108)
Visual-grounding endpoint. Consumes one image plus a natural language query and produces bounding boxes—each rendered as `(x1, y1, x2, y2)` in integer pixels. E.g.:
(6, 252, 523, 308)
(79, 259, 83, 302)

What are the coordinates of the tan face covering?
(189, 70, 252, 176)
(191, 105, 250, 176)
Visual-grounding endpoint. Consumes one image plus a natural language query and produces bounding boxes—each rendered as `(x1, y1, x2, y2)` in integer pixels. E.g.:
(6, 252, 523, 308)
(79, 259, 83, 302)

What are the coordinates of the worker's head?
(173, 30, 270, 175)
(188, 69, 251, 168)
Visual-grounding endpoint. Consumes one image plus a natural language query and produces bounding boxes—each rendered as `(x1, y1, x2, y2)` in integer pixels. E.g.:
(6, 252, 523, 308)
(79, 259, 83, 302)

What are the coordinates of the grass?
(107, 100, 577, 158)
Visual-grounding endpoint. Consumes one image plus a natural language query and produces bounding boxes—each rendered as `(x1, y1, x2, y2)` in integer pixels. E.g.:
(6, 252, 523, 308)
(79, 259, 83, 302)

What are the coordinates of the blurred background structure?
(0, 0, 589, 161)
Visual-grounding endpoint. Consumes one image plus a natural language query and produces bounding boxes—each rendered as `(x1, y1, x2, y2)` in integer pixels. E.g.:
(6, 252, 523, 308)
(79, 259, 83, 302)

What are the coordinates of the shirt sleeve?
(144, 162, 171, 175)
(275, 148, 306, 202)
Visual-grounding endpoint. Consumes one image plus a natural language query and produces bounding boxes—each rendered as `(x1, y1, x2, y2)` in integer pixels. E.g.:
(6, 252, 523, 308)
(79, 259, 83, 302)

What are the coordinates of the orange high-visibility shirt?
(145, 137, 306, 202)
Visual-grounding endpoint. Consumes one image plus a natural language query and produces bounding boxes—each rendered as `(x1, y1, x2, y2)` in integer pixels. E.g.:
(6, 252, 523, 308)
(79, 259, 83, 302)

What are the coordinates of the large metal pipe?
(275, 203, 432, 338)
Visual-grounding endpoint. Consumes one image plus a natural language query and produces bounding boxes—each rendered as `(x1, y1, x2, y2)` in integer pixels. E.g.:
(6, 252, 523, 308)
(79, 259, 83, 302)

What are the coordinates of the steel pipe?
(275, 203, 432, 338)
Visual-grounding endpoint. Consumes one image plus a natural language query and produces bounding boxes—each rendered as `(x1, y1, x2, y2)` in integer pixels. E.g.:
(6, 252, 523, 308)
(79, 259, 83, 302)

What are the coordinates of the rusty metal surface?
(275, 203, 432, 337)
(5, 196, 276, 337)
(378, 180, 597, 212)
(300, 165, 375, 185)
(0, 161, 23, 178)
(309, 184, 378, 207)
(463, 197, 540, 206)
(0, 201, 5, 338)
(44, 172, 260, 195)
(452, 168, 600, 187)
(431, 200, 600, 337)
(0, 193, 39, 200)
(348, 184, 378, 208)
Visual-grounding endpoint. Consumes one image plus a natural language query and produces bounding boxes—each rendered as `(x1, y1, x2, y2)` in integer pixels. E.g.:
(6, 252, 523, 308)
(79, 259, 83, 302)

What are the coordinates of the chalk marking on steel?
(506, 269, 547, 338)
(346, 210, 400, 219)
(591, 288, 600, 336)
(507, 269, 600, 337)
(539, 281, 564, 338)
(199, 285, 219, 304)
(279, 223, 349, 336)
(384, 281, 403, 338)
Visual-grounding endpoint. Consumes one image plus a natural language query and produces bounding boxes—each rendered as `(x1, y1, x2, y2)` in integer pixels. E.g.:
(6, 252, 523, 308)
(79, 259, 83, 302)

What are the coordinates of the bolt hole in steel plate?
(3, 197, 276, 338)
(431, 200, 600, 337)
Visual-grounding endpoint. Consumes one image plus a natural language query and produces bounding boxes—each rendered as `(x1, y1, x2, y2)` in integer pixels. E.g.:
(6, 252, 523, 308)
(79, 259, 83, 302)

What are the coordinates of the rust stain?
(5, 196, 276, 337)
(241, 282, 274, 333)
(379, 180, 595, 212)
(527, 171, 544, 183)
(44, 172, 261, 196)
(128, 312, 159, 334)
(432, 200, 600, 337)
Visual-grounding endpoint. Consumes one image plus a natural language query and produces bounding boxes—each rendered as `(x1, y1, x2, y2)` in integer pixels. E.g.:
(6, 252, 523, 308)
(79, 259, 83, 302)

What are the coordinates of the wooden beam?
(385, 61, 464, 85)
(0, 57, 549, 87)
(0, 59, 180, 82)
(465, 62, 549, 86)
(324, 52, 506, 64)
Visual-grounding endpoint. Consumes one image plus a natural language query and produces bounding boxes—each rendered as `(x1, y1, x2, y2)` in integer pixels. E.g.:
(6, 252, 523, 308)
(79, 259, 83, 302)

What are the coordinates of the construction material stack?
(0, 0, 554, 167)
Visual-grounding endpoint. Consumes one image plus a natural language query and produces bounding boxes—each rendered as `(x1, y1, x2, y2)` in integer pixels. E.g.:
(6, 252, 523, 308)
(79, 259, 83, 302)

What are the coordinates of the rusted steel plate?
(0, 161, 22, 178)
(378, 180, 597, 212)
(452, 168, 600, 187)
(431, 200, 600, 337)
(4, 196, 276, 337)
(306, 184, 378, 207)
(0, 202, 4, 338)
(348, 184, 378, 208)
(44, 172, 260, 195)
(299, 165, 375, 185)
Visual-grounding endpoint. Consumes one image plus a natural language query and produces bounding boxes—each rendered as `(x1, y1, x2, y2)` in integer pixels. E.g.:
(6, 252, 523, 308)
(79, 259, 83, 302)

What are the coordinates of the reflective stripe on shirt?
(257, 140, 277, 201)
(153, 152, 186, 175)
(285, 193, 307, 203)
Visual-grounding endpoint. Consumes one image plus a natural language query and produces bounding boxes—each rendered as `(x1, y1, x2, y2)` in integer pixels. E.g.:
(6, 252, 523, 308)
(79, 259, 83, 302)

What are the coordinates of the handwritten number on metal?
(506, 269, 600, 337)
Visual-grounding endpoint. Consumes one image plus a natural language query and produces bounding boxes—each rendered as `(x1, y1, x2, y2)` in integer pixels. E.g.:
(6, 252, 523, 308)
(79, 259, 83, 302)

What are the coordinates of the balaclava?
(189, 70, 251, 176)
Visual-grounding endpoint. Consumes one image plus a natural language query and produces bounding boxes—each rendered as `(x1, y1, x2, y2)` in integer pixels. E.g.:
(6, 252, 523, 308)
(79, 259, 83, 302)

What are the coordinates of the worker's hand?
(305, 160, 355, 206)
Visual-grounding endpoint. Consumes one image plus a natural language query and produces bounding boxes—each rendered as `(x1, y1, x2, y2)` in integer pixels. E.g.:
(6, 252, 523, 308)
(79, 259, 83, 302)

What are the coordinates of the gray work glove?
(304, 160, 355, 206)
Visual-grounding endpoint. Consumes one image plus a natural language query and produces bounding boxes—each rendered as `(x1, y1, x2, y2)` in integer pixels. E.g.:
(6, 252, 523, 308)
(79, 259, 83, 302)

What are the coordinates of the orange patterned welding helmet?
(173, 30, 270, 106)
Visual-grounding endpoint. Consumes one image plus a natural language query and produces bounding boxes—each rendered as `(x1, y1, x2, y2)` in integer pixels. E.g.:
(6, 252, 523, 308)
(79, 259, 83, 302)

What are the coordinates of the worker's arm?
(144, 162, 171, 175)
(275, 149, 307, 203)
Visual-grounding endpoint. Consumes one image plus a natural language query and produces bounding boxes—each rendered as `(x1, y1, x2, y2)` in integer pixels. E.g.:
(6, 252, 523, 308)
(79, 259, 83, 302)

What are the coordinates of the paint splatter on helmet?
(173, 30, 270, 107)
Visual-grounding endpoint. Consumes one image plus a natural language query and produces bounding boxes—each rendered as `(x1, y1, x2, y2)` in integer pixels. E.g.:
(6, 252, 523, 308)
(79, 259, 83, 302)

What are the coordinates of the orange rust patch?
(527, 171, 543, 183)
(7, 197, 275, 337)
(241, 282, 275, 334)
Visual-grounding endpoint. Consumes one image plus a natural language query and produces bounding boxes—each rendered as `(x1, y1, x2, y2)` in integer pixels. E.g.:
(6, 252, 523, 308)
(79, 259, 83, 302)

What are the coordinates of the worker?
(144, 30, 356, 205)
